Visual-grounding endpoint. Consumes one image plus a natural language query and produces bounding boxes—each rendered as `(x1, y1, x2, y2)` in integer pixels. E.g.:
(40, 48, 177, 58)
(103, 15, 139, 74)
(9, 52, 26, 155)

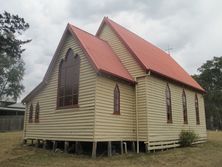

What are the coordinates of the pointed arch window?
(195, 94, 200, 124)
(29, 104, 33, 123)
(114, 84, 120, 114)
(182, 90, 188, 124)
(166, 84, 172, 123)
(57, 49, 80, 108)
(35, 102, 40, 123)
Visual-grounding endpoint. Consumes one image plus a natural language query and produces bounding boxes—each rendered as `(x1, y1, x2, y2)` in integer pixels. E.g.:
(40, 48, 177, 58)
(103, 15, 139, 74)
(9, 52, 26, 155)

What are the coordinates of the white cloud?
(1, 0, 222, 101)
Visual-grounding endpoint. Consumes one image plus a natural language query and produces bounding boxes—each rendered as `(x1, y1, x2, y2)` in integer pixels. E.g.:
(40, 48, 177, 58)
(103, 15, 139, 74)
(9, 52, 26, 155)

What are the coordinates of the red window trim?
(35, 102, 40, 123)
(195, 94, 200, 125)
(113, 84, 120, 115)
(166, 83, 172, 123)
(29, 103, 33, 123)
(182, 90, 188, 124)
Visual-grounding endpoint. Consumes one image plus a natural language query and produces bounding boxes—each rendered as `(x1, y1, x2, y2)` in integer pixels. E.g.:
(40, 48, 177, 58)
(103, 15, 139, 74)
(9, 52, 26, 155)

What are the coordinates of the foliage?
(0, 55, 25, 101)
(0, 11, 30, 59)
(179, 130, 198, 147)
(192, 56, 222, 130)
(0, 11, 31, 101)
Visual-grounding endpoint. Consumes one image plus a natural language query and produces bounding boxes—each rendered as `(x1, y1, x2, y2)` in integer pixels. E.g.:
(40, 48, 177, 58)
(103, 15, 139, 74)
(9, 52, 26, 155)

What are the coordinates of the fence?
(0, 116, 24, 131)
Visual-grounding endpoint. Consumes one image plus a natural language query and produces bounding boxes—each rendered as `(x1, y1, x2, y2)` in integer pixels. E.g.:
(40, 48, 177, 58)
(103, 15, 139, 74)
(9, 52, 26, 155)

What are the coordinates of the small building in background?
(0, 102, 25, 131)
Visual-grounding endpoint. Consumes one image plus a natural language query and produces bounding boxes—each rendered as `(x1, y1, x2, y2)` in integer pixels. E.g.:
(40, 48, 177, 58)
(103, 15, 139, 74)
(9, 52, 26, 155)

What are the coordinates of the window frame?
(113, 84, 120, 115)
(35, 102, 40, 123)
(57, 49, 80, 109)
(166, 84, 172, 123)
(195, 94, 200, 125)
(182, 89, 188, 124)
(29, 104, 33, 123)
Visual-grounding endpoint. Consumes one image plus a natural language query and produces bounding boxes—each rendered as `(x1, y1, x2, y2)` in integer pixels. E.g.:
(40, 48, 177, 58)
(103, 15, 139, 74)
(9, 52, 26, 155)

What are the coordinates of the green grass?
(0, 131, 222, 167)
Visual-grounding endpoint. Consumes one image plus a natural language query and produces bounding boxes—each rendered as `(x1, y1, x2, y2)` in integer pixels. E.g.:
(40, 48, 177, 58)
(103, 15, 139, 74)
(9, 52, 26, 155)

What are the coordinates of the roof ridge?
(101, 17, 147, 70)
(68, 24, 100, 71)
(104, 18, 170, 57)
(69, 23, 111, 44)
(102, 17, 204, 92)
(69, 23, 96, 38)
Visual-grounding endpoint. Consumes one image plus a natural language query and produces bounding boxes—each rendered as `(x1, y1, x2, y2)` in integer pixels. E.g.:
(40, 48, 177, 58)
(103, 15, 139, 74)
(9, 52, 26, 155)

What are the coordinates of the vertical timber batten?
(145, 75, 149, 150)
(135, 79, 139, 153)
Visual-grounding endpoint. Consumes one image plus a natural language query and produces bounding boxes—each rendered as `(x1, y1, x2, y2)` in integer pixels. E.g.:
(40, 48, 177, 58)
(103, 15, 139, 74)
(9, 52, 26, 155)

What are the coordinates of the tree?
(0, 11, 31, 101)
(193, 56, 222, 130)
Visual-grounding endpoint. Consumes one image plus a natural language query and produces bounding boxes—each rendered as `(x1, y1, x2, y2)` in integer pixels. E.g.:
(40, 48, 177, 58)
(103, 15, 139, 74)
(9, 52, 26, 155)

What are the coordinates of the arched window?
(195, 94, 200, 124)
(57, 49, 80, 108)
(113, 84, 120, 114)
(29, 104, 33, 123)
(166, 84, 172, 123)
(35, 102, 40, 123)
(182, 90, 188, 124)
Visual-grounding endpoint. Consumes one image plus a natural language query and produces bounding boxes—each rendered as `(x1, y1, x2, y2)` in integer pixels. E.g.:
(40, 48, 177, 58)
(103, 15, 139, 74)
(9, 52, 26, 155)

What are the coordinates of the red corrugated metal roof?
(100, 17, 204, 92)
(69, 24, 134, 83)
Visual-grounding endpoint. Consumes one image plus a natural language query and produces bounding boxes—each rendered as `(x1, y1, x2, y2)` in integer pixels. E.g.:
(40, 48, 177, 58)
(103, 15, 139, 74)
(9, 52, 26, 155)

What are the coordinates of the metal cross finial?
(165, 45, 173, 55)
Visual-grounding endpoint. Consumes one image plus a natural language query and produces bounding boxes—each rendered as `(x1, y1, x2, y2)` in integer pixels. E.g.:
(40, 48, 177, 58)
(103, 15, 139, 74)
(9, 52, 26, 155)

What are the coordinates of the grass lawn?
(0, 131, 222, 167)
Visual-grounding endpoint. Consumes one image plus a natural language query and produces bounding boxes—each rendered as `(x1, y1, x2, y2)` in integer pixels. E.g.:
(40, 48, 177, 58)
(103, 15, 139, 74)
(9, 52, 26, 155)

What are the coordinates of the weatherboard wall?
(23, 32, 96, 141)
(136, 76, 149, 141)
(146, 75, 207, 143)
(23, 22, 207, 148)
(98, 24, 145, 78)
(94, 76, 136, 141)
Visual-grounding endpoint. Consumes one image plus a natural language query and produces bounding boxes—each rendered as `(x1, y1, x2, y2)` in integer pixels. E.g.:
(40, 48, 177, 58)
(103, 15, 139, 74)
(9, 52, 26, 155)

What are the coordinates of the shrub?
(179, 130, 199, 147)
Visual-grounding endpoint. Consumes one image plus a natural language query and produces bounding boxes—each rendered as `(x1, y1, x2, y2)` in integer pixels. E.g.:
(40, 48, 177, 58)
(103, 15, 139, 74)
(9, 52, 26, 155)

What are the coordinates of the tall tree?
(193, 56, 222, 130)
(0, 11, 31, 101)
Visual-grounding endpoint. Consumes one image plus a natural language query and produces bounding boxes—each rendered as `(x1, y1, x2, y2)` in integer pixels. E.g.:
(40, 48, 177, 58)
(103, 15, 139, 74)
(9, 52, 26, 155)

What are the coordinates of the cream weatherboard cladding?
(23, 32, 97, 141)
(94, 76, 136, 141)
(23, 20, 207, 154)
(146, 75, 207, 143)
(136, 76, 148, 141)
(98, 24, 145, 78)
(97, 22, 207, 145)
(97, 23, 148, 141)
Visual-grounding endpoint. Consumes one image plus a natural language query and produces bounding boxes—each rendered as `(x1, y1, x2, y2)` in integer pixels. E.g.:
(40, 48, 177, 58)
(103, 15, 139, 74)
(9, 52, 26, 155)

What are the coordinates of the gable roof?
(69, 24, 134, 83)
(22, 23, 134, 103)
(97, 17, 205, 92)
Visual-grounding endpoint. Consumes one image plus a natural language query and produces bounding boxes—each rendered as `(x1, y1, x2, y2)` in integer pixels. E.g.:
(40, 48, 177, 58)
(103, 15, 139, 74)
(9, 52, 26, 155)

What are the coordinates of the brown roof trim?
(22, 81, 46, 103)
(43, 25, 70, 82)
(22, 25, 71, 103)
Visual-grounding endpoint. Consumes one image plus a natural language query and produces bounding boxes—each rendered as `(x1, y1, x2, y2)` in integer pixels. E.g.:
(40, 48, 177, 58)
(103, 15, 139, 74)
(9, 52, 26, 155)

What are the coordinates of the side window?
(35, 102, 40, 123)
(182, 90, 188, 124)
(195, 94, 200, 124)
(166, 84, 172, 123)
(113, 84, 120, 115)
(29, 104, 33, 123)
